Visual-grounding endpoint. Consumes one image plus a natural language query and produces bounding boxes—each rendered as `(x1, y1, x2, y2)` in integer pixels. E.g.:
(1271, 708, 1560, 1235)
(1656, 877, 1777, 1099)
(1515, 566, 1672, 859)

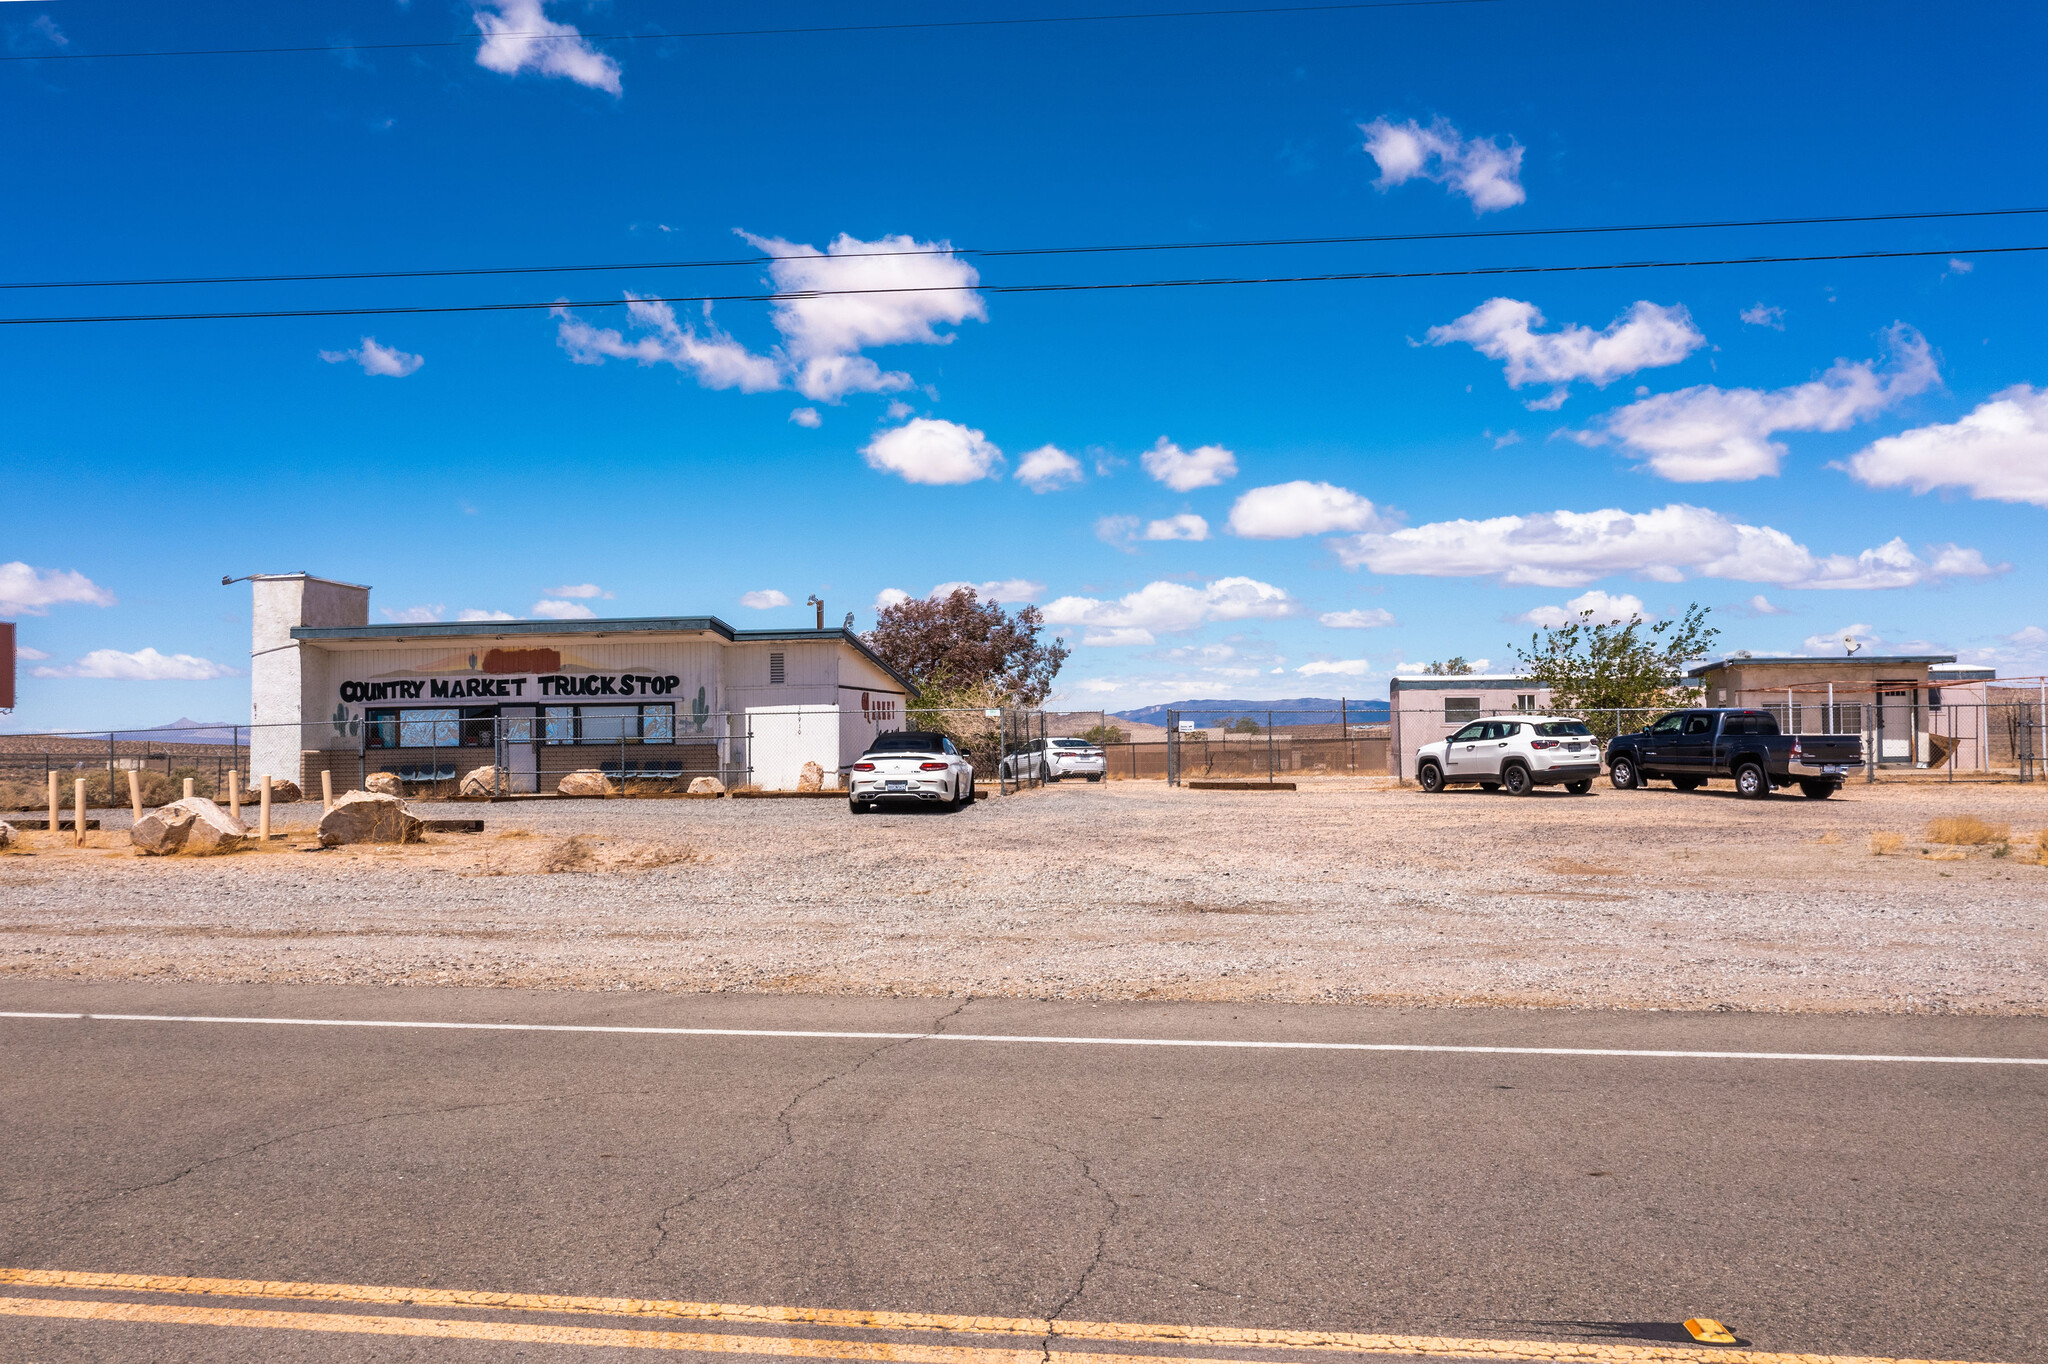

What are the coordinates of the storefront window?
(543, 706, 575, 744)
(366, 709, 399, 749)
(642, 703, 675, 743)
(399, 708, 459, 747)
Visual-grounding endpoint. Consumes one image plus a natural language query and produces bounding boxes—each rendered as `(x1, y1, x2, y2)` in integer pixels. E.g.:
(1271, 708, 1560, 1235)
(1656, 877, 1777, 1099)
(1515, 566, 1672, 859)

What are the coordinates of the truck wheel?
(1799, 779, 1836, 800)
(1735, 762, 1770, 799)
(1418, 762, 1445, 793)
(849, 798, 868, 814)
(1609, 756, 1639, 790)
(1501, 763, 1533, 796)
(1565, 780, 1593, 795)
(1672, 777, 1703, 792)
(1480, 782, 1500, 792)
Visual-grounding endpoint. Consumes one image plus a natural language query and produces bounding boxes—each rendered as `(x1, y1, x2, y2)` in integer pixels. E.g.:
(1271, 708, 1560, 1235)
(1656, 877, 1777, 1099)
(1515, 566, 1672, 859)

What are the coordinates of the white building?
(247, 574, 911, 793)
(1386, 674, 1551, 779)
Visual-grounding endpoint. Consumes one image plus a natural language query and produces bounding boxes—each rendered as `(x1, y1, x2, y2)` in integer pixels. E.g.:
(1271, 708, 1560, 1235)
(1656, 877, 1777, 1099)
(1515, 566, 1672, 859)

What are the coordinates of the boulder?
(364, 772, 403, 797)
(317, 790, 424, 847)
(686, 776, 725, 795)
(0, 819, 14, 849)
(797, 761, 825, 792)
(558, 770, 612, 797)
(131, 798, 252, 856)
(252, 777, 304, 803)
(459, 765, 505, 799)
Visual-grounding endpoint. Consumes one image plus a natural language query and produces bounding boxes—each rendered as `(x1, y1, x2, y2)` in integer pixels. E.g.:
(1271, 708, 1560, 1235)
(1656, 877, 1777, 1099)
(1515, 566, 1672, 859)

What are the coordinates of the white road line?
(2, 1011, 2044, 1065)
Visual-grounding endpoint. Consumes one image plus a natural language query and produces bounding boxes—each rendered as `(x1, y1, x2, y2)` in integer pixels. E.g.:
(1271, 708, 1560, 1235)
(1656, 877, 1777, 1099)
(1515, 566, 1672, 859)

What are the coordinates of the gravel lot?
(3, 779, 2045, 1013)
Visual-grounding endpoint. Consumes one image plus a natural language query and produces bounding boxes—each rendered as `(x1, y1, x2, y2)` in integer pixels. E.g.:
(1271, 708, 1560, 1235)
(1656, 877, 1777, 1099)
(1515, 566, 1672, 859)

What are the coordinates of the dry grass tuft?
(1869, 831, 1905, 856)
(610, 842, 708, 871)
(494, 828, 536, 840)
(1817, 830, 1842, 845)
(1926, 815, 2010, 846)
(540, 835, 596, 873)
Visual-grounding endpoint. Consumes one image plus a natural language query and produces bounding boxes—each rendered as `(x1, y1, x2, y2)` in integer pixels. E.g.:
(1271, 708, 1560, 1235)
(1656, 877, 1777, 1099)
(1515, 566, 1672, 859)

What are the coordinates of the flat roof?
(1389, 674, 1536, 691)
(290, 615, 913, 690)
(1687, 654, 1956, 677)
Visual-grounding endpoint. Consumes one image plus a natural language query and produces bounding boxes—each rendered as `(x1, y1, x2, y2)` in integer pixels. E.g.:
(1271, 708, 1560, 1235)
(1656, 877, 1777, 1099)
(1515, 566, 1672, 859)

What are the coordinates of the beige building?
(1387, 674, 1551, 779)
(1685, 654, 1994, 768)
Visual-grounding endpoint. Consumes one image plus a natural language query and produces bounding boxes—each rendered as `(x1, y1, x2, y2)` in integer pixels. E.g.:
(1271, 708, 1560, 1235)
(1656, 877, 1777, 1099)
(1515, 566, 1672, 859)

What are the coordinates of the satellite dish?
(1844, 635, 1862, 655)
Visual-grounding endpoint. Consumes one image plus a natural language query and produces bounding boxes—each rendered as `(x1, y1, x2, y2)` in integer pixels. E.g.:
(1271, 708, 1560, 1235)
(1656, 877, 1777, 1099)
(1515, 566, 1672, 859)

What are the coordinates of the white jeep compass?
(1414, 716, 1601, 796)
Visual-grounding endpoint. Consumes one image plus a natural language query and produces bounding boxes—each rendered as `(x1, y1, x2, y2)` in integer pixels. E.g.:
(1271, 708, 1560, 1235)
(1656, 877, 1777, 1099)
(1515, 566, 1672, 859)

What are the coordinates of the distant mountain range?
(110, 718, 244, 745)
(1109, 697, 1391, 727)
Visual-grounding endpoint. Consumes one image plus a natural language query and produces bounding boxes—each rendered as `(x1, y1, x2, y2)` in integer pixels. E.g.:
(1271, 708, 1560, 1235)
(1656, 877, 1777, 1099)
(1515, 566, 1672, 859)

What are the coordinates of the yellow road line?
(0, 1270, 2004, 1364)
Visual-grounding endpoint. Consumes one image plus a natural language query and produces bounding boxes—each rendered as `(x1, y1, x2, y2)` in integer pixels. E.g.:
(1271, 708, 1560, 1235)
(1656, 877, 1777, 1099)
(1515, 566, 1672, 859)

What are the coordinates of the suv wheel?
(1565, 780, 1593, 795)
(1798, 779, 1836, 800)
(1609, 756, 1639, 790)
(1417, 762, 1445, 793)
(1672, 777, 1703, 792)
(1736, 762, 1770, 799)
(1501, 763, 1533, 796)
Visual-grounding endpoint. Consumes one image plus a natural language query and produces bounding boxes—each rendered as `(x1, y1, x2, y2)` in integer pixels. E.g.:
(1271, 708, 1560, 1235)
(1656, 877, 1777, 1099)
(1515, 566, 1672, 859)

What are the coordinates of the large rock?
(317, 791, 423, 847)
(797, 761, 825, 792)
(364, 772, 403, 797)
(252, 777, 303, 803)
(459, 765, 505, 799)
(557, 770, 612, 797)
(686, 776, 725, 795)
(131, 798, 252, 856)
(0, 820, 14, 849)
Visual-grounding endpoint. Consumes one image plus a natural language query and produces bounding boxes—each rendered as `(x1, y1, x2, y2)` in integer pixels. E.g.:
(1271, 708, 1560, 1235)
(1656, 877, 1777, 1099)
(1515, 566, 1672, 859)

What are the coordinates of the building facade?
(1387, 674, 1552, 779)
(247, 575, 911, 793)
(1686, 655, 1994, 769)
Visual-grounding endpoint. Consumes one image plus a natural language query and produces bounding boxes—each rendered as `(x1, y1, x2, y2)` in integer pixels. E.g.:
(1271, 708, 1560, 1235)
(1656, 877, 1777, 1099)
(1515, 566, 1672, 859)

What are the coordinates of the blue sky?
(5, 0, 2046, 731)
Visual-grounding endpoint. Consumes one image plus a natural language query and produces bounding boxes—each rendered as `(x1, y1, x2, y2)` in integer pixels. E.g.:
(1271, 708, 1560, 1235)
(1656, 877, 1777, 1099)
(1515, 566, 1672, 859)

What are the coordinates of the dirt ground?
(2, 778, 2045, 1013)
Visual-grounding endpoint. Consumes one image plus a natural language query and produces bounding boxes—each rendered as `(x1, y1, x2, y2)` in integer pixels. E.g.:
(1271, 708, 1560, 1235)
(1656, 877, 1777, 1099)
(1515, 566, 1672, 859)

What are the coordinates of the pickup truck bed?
(1605, 708, 1863, 799)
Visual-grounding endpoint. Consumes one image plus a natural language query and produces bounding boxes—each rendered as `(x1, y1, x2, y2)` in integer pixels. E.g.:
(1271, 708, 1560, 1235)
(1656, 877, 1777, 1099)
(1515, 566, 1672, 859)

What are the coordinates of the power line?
(3, 243, 2038, 326)
(7, 207, 2043, 293)
(0, 0, 1505, 64)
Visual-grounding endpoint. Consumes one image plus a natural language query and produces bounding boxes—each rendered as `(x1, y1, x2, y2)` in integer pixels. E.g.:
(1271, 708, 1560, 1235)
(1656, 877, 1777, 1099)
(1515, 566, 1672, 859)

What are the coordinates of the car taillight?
(853, 762, 876, 771)
(919, 762, 948, 771)
(1530, 740, 1559, 750)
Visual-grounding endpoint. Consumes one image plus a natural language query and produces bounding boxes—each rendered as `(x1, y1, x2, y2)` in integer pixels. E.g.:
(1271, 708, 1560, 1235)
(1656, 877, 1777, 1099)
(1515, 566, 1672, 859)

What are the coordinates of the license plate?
(1821, 765, 1841, 774)
(885, 780, 907, 791)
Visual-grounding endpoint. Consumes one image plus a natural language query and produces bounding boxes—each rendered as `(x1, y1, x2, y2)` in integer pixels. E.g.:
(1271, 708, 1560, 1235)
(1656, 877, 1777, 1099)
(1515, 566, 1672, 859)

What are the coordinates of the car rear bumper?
(1531, 762, 1602, 782)
(1788, 759, 1853, 778)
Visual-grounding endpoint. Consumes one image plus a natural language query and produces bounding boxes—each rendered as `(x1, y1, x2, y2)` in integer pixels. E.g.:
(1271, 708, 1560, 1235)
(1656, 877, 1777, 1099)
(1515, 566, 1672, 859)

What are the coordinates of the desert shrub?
(1926, 815, 2009, 846)
(1869, 832, 1904, 855)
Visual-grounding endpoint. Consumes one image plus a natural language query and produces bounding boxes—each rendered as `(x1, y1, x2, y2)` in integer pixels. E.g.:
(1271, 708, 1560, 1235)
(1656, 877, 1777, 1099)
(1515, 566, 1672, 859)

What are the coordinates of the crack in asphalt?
(18, 1087, 658, 1218)
(977, 1128, 1124, 1364)
(635, 995, 976, 1272)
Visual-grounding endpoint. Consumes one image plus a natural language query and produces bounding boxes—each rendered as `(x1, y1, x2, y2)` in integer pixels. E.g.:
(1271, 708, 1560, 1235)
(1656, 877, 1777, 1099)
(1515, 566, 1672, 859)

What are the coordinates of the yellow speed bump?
(1684, 1321, 1739, 1346)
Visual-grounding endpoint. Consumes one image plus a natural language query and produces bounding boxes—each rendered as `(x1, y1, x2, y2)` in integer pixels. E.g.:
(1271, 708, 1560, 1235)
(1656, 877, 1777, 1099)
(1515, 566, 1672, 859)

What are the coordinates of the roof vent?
(769, 651, 786, 685)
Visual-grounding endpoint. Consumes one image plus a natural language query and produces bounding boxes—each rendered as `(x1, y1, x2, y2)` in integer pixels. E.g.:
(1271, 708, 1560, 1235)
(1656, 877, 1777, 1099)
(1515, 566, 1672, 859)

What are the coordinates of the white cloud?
(1426, 298, 1703, 405)
(928, 579, 1045, 603)
(0, 563, 116, 616)
(1741, 304, 1786, 330)
(788, 407, 823, 428)
(33, 647, 240, 681)
(1296, 658, 1374, 677)
(874, 588, 911, 610)
(1141, 437, 1237, 491)
(472, 0, 621, 93)
(1319, 608, 1396, 629)
(319, 336, 424, 378)
(546, 583, 611, 599)
(1095, 515, 1140, 551)
(556, 296, 783, 392)
(886, 400, 915, 420)
(862, 418, 1003, 485)
(16, 645, 50, 661)
(1946, 259, 1974, 276)
(1741, 594, 1789, 616)
(1015, 444, 1084, 493)
(1489, 429, 1523, 449)
(457, 609, 516, 622)
(1042, 576, 1298, 646)
(1803, 624, 1878, 654)
(1360, 115, 1526, 213)
(379, 605, 444, 624)
(1144, 513, 1210, 542)
(1845, 385, 2048, 508)
(739, 230, 986, 401)
(1227, 481, 1382, 538)
(1589, 323, 1939, 481)
(530, 599, 597, 620)
(739, 589, 791, 609)
(1516, 589, 1648, 629)
(1333, 502, 2000, 591)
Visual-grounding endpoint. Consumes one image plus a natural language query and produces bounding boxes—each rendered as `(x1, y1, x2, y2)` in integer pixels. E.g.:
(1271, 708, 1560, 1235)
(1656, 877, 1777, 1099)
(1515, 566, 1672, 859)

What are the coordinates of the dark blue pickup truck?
(1604, 708, 1862, 799)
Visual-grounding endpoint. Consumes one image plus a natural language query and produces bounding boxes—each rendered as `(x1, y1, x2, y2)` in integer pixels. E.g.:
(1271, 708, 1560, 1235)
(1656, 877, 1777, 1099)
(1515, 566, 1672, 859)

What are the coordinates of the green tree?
(1515, 603, 1719, 736)
(1079, 723, 1126, 746)
(1226, 717, 1261, 734)
(1423, 657, 1474, 675)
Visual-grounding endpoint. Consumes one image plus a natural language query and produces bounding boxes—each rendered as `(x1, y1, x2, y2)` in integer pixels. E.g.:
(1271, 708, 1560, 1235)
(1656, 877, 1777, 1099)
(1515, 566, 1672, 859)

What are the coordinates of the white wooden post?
(321, 769, 334, 811)
(127, 769, 143, 823)
(260, 775, 273, 842)
(182, 777, 195, 801)
(228, 769, 240, 821)
(73, 778, 87, 847)
(47, 772, 59, 833)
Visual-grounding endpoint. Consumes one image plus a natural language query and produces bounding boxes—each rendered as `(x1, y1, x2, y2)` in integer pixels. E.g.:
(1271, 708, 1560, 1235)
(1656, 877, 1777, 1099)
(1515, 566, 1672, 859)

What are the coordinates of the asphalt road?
(2, 982, 2043, 1364)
